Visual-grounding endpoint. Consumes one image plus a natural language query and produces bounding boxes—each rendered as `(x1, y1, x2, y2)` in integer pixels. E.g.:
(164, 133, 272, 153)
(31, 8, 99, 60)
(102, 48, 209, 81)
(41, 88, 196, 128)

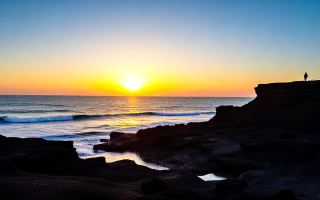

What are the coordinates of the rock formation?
(94, 81, 320, 199)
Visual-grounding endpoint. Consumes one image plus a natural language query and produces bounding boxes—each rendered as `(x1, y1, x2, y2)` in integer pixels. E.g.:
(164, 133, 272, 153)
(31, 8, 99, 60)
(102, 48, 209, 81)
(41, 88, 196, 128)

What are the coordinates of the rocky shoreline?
(94, 81, 320, 199)
(1, 81, 320, 199)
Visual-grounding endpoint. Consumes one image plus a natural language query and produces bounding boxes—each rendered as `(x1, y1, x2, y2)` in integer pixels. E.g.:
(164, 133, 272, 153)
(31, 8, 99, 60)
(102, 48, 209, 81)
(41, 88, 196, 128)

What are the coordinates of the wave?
(152, 112, 213, 116)
(0, 111, 215, 124)
(43, 131, 109, 140)
(0, 109, 71, 114)
(4, 103, 69, 107)
(73, 111, 215, 119)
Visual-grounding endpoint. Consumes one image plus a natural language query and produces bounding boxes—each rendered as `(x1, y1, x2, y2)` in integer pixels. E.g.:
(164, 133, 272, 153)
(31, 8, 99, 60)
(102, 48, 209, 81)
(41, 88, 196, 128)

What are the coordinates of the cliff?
(255, 81, 320, 108)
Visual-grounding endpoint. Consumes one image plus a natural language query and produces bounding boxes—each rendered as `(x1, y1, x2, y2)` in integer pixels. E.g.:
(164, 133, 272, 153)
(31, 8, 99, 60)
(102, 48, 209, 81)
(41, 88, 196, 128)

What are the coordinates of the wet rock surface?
(94, 81, 320, 199)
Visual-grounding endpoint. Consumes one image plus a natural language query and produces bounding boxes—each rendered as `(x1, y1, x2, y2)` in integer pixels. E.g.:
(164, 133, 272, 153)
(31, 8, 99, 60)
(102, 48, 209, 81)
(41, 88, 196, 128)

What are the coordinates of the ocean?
(0, 96, 253, 169)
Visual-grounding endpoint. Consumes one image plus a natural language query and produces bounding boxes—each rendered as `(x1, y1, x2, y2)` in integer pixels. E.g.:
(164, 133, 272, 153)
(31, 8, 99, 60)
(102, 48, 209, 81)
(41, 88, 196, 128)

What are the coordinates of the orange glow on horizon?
(1, 1, 319, 97)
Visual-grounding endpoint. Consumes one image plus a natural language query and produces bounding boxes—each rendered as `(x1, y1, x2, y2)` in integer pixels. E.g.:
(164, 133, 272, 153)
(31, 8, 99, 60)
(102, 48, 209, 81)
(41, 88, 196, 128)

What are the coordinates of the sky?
(1, 0, 320, 97)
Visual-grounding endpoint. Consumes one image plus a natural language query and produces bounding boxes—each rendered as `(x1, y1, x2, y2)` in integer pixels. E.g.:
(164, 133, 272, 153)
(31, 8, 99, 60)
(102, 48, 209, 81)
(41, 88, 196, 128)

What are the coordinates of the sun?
(123, 77, 143, 91)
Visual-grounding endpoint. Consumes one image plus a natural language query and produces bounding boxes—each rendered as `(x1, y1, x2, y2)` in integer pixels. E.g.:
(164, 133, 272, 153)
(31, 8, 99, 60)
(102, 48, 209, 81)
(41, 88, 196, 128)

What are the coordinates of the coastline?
(1, 81, 320, 199)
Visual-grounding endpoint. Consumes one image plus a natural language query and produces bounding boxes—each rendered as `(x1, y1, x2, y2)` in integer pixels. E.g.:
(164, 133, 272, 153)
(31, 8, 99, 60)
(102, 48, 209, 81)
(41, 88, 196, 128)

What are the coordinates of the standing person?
(304, 72, 308, 81)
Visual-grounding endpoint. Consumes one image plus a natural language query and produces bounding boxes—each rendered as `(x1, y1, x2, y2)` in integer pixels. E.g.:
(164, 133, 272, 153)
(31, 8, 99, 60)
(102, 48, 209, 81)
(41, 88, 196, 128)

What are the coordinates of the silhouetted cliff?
(255, 81, 320, 108)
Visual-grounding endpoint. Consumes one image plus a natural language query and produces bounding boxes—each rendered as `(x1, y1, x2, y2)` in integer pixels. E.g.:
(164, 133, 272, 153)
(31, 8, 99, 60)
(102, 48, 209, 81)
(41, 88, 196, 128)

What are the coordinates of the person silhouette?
(304, 72, 308, 81)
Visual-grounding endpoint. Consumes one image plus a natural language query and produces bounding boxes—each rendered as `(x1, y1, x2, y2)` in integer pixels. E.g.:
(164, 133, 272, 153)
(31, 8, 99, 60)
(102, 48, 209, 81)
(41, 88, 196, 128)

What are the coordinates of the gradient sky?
(1, 0, 320, 97)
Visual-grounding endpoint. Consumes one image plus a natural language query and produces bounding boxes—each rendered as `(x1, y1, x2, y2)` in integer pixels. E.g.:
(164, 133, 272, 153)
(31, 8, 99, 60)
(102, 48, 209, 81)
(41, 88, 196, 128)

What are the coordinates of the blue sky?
(1, 0, 320, 96)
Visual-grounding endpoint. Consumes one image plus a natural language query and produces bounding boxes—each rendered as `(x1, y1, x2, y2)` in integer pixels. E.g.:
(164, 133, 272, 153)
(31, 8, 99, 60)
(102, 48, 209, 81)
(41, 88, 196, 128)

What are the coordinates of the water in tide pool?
(0, 96, 253, 169)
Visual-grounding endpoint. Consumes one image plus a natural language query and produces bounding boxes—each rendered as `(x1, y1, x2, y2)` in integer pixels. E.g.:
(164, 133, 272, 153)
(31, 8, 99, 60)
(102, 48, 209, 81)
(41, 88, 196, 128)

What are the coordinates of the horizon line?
(0, 94, 255, 98)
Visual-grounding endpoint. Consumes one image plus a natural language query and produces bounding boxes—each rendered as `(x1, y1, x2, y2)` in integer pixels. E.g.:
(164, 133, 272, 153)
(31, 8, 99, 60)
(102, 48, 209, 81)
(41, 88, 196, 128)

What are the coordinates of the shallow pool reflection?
(198, 173, 227, 181)
(82, 151, 169, 170)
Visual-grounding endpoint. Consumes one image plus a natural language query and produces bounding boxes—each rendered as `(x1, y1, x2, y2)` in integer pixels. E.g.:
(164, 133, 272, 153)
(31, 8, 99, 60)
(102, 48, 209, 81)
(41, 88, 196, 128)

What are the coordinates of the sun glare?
(123, 77, 143, 91)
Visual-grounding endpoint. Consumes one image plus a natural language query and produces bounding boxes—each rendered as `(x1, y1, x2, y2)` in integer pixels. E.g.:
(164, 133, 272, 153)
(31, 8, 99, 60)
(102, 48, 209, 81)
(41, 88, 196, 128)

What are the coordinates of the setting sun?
(122, 77, 143, 91)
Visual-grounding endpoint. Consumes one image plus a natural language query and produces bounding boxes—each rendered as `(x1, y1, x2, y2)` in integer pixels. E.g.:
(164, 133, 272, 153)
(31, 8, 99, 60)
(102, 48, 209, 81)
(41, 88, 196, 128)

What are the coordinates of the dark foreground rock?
(0, 134, 261, 199)
(270, 189, 298, 200)
(141, 178, 168, 195)
(216, 179, 248, 192)
(95, 81, 320, 199)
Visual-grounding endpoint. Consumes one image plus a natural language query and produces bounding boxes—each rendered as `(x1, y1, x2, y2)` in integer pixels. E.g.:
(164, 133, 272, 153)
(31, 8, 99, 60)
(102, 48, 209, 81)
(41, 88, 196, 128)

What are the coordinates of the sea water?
(0, 96, 252, 168)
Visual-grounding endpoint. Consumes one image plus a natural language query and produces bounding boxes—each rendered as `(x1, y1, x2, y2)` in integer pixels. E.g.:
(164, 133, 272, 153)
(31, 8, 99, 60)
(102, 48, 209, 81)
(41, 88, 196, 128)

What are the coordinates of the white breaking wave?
(2, 116, 74, 123)
(0, 111, 215, 123)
